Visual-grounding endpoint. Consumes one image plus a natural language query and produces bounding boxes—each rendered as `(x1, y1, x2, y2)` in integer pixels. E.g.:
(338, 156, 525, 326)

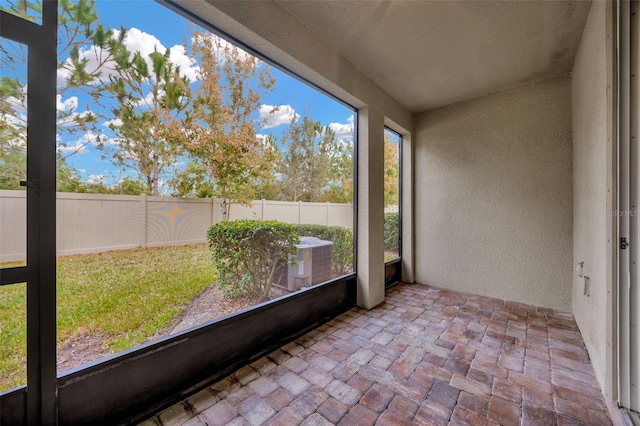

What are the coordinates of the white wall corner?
(357, 107, 385, 309)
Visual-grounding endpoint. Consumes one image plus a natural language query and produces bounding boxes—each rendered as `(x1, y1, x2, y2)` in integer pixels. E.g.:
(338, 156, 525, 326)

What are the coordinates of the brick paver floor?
(140, 283, 612, 425)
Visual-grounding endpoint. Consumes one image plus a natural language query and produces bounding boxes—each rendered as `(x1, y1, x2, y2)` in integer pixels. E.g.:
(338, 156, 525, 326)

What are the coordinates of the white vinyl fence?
(0, 190, 353, 262)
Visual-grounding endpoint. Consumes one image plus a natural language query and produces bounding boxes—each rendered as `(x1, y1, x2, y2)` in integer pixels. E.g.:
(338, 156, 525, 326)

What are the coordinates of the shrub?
(207, 219, 299, 300)
(295, 224, 353, 275)
(384, 212, 400, 252)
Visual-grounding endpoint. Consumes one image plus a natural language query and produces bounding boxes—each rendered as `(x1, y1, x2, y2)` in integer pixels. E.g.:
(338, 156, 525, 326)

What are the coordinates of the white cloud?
(57, 110, 94, 127)
(117, 28, 198, 82)
(56, 140, 89, 155)
(1, 106, 26, 128)
(58, 44, 118, 85)
(102, 136, 120, 146)
(85, 174, 105, 184)
(103, 118, 123, 128)
(193, 33, 254, 66)
(1, 89, 28, 144)
(57, 27, 199, 87)
(5, 91, 26, 114)
(55, 94, 97, 127)
(328, 115, 355, 144)
(168, 44, 198, 81)
(135, 89, 166, 109)
(256, 133, 278, 150)
(2, 84, 28, 133)
(258, 104, 298, 129)
(57, 68, 71, 87)
(56, 131, 110, 155)
(56, 94, 78, 113)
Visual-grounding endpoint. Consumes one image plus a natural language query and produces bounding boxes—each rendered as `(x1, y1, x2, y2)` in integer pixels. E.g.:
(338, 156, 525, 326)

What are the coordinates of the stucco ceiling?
(276, 0, 592, 113)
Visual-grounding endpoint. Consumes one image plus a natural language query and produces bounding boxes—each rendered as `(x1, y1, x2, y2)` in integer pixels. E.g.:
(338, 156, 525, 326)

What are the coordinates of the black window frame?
(384, 127, 402, 289)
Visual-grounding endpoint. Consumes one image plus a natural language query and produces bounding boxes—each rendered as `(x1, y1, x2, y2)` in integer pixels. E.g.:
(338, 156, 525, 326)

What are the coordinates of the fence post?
(261, 199, 265, 220)
(141, 194, 147, 248)
(326, 202, 330, 226)
(298, 201, 302, 224)
(214, 197, 216, 227)
(213, 198, 223, 223)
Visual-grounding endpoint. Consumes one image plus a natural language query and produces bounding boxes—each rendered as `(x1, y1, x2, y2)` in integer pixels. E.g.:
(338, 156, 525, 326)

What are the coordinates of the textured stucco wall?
(414, 75, 573, 310)
(571, 0, 608, 388)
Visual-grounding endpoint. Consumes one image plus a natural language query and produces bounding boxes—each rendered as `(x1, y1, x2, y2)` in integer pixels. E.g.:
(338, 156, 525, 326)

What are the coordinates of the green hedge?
(207, 219, 299, 300)
(384, 212, 400, 252)
(295, 224, 353, 276)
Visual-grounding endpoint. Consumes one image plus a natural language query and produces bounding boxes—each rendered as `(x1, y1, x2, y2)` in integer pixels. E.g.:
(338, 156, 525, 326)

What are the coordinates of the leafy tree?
(277, 116, 339, 202)
(0, 145, 26, 190)
(1, 0, 123, 159)
(0, 0, 42, 22)
(384, 212, 400, 253)
(2, 1, 188, 195)
(56, 155, 87, 192)
(1, 0, 126, 193)
(251, 174, 281, 201)
(1, 42, 30, 190)
(384, 132, 400, 207)
(56, 173, 146, 195)
(322, 140, 354, 203)
(169, 161, 215, 198)
(250, 134, 282, 200)
(174, 32, 277, 219)
(104, 45, 191, 195)
(112, 177, 147, 195)
(0, 29, 29, 189)
(0, 144, 89, 192)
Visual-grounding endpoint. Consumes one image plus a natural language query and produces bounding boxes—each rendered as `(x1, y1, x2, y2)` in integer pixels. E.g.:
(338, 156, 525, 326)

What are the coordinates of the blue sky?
(54, 0, 355, 186)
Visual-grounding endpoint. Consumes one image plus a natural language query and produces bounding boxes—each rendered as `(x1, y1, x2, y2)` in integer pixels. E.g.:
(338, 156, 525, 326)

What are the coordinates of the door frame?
(0, 2, 58, 424)
(617, 0, 640, 413)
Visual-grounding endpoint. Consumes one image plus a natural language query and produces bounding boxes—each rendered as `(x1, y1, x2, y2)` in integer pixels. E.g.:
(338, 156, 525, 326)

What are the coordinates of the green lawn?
(384, 251, 399, 262)
(0, 244, 216, 392)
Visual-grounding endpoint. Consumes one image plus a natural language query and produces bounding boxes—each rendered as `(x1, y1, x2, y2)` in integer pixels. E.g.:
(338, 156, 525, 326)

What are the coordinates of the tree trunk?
(220, 188, 230, 221)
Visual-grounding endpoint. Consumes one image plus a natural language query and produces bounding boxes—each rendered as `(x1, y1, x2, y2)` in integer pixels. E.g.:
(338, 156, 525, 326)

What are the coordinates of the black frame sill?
(1, 275, 356, 425)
